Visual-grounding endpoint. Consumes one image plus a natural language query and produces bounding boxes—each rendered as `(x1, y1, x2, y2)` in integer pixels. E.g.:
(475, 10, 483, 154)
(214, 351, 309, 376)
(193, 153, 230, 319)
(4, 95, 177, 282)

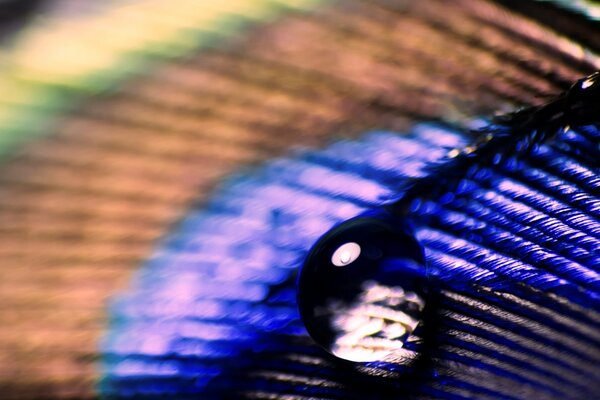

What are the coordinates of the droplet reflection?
(331, 242, 361, 267)
(298, 212, 428, 363)
(581, 76, 596, 89)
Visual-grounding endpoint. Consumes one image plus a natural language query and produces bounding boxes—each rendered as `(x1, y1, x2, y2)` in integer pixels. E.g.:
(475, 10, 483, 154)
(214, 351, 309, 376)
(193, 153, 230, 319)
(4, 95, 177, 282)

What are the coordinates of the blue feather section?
(100, 122, 600, 399)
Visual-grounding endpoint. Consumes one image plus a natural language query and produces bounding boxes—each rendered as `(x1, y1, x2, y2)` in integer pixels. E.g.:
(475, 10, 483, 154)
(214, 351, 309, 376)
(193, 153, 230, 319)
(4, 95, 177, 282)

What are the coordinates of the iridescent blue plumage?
(100, 120, 599, 399)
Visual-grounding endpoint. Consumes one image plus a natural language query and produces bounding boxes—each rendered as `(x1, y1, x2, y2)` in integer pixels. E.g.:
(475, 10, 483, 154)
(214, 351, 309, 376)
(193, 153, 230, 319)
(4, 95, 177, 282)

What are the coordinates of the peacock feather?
(0, 1, 598, 398)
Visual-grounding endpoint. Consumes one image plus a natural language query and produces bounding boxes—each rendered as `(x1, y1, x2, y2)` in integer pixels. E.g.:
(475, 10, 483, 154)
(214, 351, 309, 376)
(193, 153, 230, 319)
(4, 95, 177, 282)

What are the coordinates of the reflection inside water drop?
(331, 242, 361, 266)
(298, 212, 428, 363)
(328, 280, 424, 362)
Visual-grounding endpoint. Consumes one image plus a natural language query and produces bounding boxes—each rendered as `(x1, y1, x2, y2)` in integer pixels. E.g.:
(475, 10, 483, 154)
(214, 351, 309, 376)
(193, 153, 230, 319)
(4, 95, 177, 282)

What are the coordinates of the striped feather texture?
(0, 0, 598, 398)
(102, 122, 599, 399)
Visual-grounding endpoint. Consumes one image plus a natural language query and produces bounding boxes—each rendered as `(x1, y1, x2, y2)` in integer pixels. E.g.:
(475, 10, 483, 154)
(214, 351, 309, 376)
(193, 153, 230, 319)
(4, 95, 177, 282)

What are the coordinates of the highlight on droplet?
(331, 242, 361, 267)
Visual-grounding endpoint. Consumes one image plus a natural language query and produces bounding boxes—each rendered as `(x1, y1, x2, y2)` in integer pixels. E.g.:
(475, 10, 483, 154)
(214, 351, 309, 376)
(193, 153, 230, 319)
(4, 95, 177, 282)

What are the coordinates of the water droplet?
(581, 76, 595, 89)
(447, 148, 460, 158)
(297, 211, 428, 362)
(463, 145, 477, 155)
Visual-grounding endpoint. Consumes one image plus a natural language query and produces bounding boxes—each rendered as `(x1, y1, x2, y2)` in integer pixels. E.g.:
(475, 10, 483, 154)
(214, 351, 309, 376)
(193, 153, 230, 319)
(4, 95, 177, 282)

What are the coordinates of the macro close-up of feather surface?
(0, 0, 599, 399)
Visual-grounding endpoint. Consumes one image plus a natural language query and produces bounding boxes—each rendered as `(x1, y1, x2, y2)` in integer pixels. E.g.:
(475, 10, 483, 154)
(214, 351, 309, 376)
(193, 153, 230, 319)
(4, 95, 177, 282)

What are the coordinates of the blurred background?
(0, 0, 598, 398)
